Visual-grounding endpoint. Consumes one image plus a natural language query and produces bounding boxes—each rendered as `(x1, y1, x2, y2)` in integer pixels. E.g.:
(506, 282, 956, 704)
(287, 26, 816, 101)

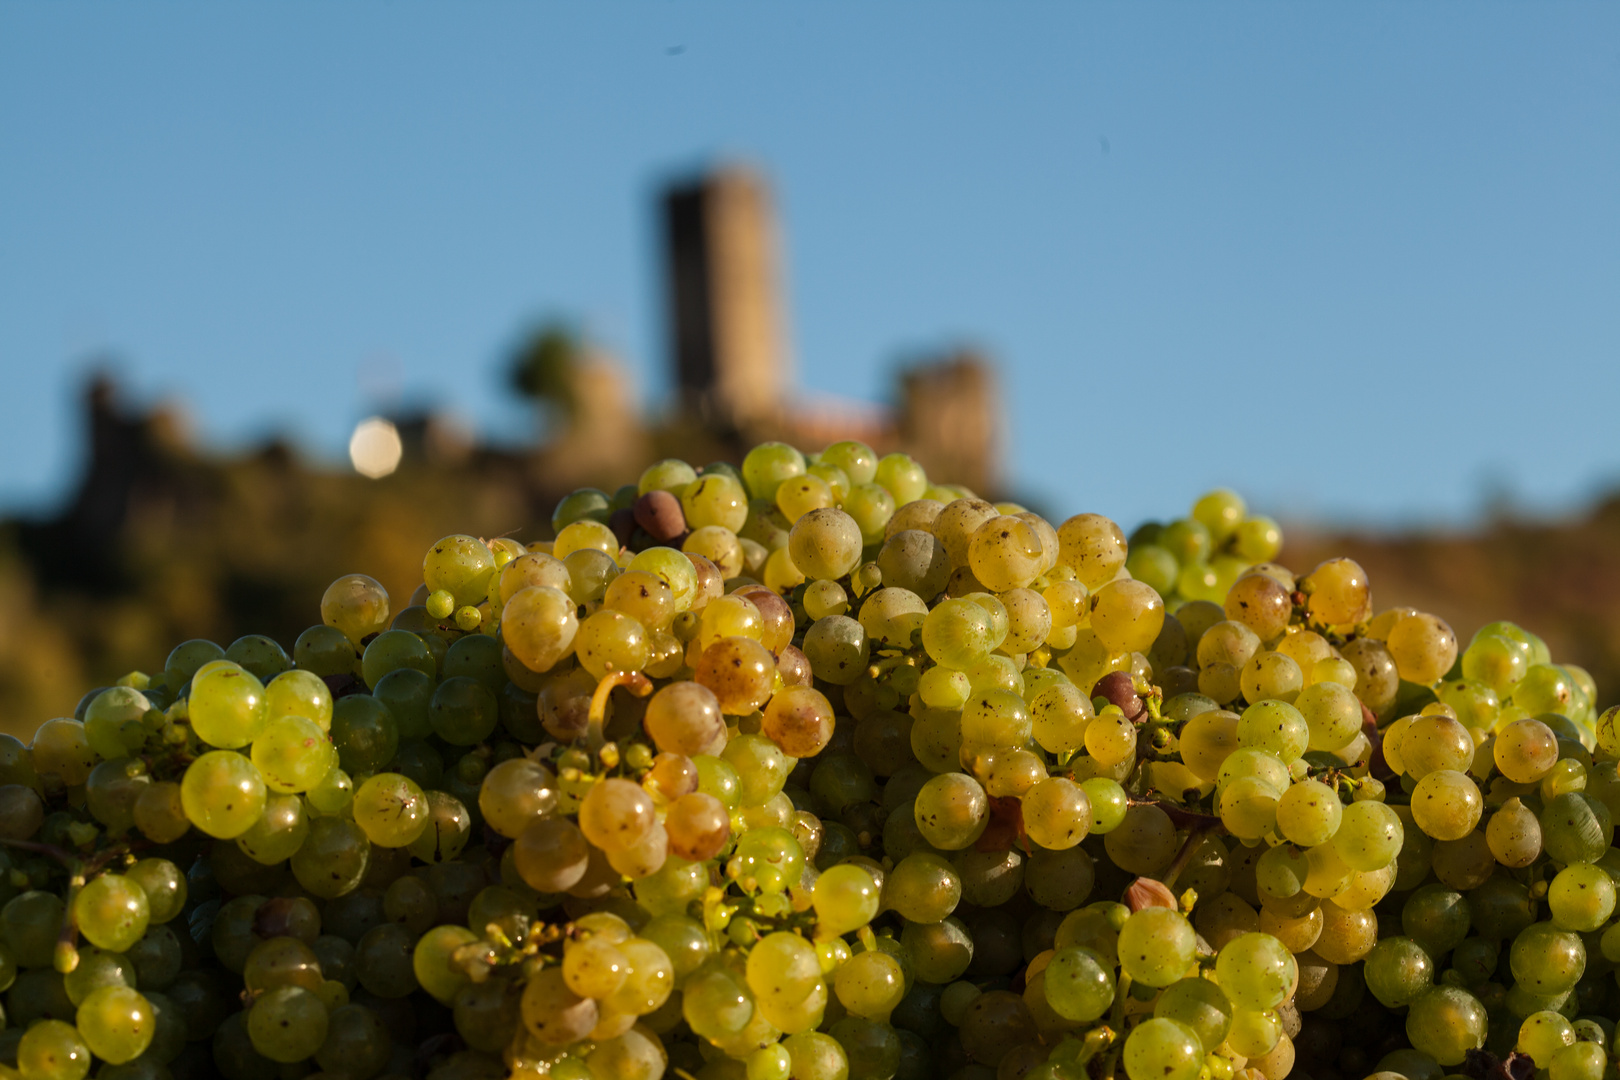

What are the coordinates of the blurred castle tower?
(897, 351, 1000, 498)
(664, 167, 792, 431)
(662, 165, 1003, 495)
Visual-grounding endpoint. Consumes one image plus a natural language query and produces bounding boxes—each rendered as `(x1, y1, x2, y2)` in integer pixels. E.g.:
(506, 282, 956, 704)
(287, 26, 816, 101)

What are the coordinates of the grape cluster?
(0, 440, 1616, 1080)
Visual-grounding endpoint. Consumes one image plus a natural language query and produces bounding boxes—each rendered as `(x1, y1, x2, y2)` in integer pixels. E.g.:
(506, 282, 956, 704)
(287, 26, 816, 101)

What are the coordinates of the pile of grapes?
(1, 439, 1616, 1080)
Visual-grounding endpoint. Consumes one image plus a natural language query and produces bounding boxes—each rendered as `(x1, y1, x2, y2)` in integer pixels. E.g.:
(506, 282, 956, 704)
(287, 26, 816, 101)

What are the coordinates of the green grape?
(1215, 932, 1295, 1011)
(635, 456, 696, 496)
(694, 636, 777, 714)
(315, 1003, 391, 1076)
(898, 915, 972, 984)
(785, 507, 863, 582)
(729, 827, 806, 893)
(356, 921, 421, 999)
(578, 776, 657, 854)
(83, 686, 154, 763)
(747, 1043, 793, 1080)
(1123, 1017, 1203, 1080)
(18, 1018, 91, 1080)
(350, 772, 430, 848)
(912, 772, 988, 850)
(244, 936, 323, 996)
(1517, 1011, 1577, 1065)
(411, 924, 478, 1005)
(62, 948, 135, 1007)
(502, 584, 580, 674)
(162, 638, 227, 690)
(1044, 946, 1115, 1023)
(960, 687, 1032, 750)
(1214, 747, 1290, 796)
(73, 873, 149, 954)
(1022, 777, 1091, 850)
(820, 440, 878, 485)
(307, 764, 355, 815)
(1539, 792, 1612, 865)
(290, 633, 360, 694)
(587, 1027, 667, 1080)
(179, 751, 267, 839)
(872, 452, 926, 504)
(740, 441, 806, 500)
(802, 615, 871, 687)
(290, 816, 371, 899)
(122, 927, 181, 993)
(1332, 799, 1403, 871)
(965, 652, 1023, 696)
(838, 483, 893, 546)
(85, 756, 151, 834)
(1549, 1043, 1606, 1080)
(1409, 769, 1482, 841)
(329, 698, 399, 780)
(1294, 680, 1362, 752)
(1178, 708, 1239, 782)
(1117, 908, 1197, 988)
(1030, 682, 1094, 754)
(679, 473, 748, 535)
(1546, 862, 1616, 931)
(225, 634, 291, 682)
(75, 985, 153, 1065)
(813, 864, 881, 936)
(407, 790, 472, 864)
(883, 853, 961, 923)
(422, 535, 497, 606)
(1081, 777, 1128, 833)
(553, 487, 613, 533)
(1226, 1007, 1281, 1057)
(858, 588, 929, 651)
(1274, 778, 1342, 847)
(246, 985, 328, 1063)
(250, 713, 334, 794)
(1509, 922, 1585, 995)
(1154, 975, 1231, 1053)
(681, 960, 753, 1042)
(1405, 986, 1487, 1066)
(1127, 544, 1179, 595)
(1363, 936, 1436, 1008)
(263, 668, 334, 731)
(30, 717, 97, 787)
(792, 1017, 874, 1080)
(1220, 775, 1280, 841)
(723, 734, 792, 807)
(359, 629, 434, 690)
(783, 1030, 849, 1080)
(319, 573, 391, 646)
(189, 664, 273, 750)
(1091, 579, 1166, 655)
(1102, 803, 1177, 877)
(1233, 516, 1283, 561)
(693, 753, 742, 810)
(1085, 710, 1137, 767)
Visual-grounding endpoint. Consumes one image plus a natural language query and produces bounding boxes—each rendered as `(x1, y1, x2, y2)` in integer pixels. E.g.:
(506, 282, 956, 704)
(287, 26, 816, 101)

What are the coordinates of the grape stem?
(585, 670, 654, 752)
(0, 836, 81, 868)
(1123, 799, 1221, 894)
(1125, 798, 1220, 831)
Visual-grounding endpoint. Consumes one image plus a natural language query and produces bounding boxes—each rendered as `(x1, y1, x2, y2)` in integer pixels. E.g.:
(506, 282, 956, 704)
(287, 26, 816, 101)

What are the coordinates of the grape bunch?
(0, 439, 1616, 1080)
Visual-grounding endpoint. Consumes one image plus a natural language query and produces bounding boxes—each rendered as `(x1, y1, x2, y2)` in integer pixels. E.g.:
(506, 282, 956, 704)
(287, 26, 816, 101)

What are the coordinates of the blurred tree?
(509, 324, 582, 425)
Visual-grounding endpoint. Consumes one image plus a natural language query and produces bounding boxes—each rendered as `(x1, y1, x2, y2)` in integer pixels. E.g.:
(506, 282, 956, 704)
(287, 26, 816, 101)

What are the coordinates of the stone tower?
(663, 166, 791, 430)
(897, 351, 1002, 498)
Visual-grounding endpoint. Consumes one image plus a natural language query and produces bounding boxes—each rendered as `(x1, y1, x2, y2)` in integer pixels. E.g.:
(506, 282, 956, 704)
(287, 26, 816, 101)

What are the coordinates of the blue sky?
(2, 4, 1616, 532)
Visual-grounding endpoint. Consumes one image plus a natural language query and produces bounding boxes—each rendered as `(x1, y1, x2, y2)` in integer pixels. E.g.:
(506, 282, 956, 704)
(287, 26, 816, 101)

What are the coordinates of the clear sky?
(2, 4, 1617, 532)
